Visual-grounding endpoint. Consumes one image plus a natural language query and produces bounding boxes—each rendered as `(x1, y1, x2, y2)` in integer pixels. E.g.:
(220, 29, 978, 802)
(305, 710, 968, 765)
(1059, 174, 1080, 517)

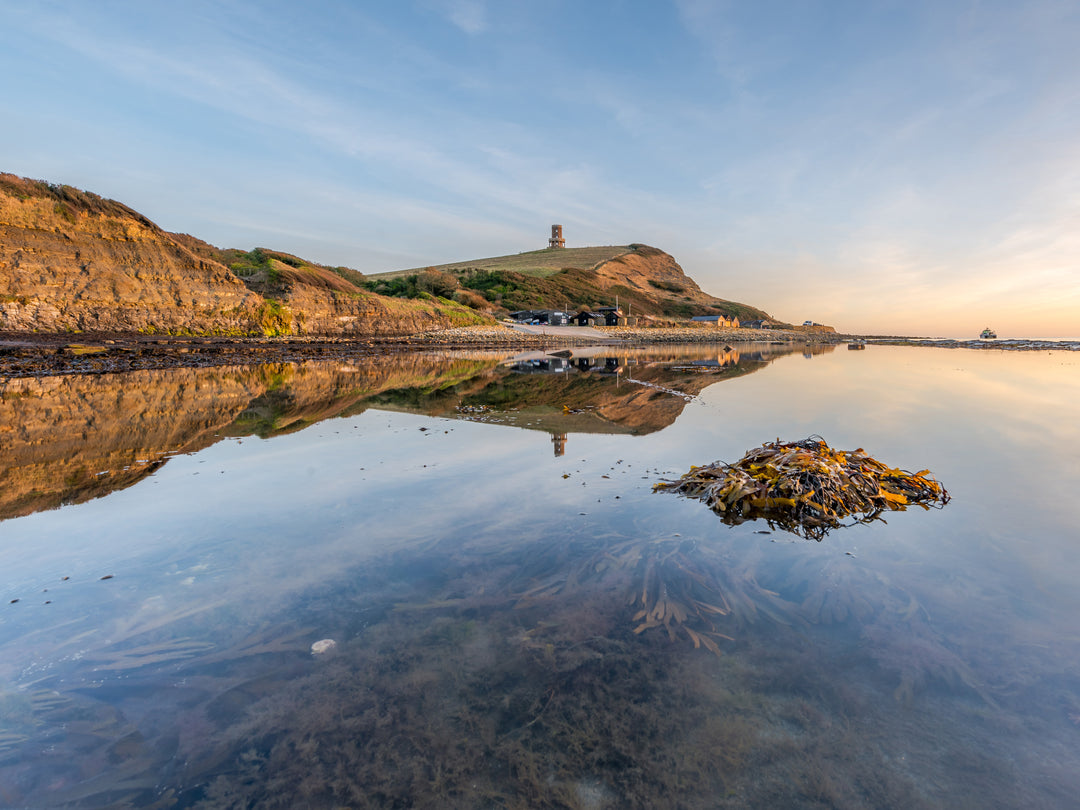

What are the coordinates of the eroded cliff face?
(0, 174, 488, 336)
(0, 176, 260, 334)
(592, 245, 711, 303)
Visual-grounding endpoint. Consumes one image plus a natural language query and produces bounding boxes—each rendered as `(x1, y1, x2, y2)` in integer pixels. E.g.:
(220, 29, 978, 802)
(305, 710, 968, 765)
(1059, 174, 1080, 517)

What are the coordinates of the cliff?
(0, 174, 259, 334)
(0, 174, 489, 336)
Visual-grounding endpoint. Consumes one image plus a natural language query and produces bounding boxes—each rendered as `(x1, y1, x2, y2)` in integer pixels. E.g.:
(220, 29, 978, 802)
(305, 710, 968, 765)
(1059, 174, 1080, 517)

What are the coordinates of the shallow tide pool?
(1, 343, 1079, 808)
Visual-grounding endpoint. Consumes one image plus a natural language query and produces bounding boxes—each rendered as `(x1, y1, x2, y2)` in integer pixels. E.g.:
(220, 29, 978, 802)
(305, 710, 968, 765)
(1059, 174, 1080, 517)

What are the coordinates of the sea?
(1, 340, 1078, 808)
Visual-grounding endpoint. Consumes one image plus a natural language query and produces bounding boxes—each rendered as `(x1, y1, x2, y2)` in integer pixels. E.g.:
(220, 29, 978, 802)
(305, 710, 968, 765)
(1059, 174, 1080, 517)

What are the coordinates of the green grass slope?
(369, 245, 633, 280)
(367, 244, 773, 323)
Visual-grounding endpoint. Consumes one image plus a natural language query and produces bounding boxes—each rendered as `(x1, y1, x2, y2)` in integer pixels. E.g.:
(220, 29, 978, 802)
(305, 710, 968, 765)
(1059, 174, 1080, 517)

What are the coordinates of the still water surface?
(1, 343, 1079, 808)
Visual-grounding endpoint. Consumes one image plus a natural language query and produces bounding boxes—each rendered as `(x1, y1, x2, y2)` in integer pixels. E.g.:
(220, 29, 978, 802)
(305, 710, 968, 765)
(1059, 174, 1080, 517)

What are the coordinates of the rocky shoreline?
(1, 326, 1073, 378)
(0, 326, 835, 377)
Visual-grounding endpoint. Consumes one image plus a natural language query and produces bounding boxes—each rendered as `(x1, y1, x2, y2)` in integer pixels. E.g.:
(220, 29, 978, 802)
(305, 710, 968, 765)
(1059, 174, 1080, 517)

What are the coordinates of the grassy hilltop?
(366, 244, 773, 323)
(372, 245, 633, 280)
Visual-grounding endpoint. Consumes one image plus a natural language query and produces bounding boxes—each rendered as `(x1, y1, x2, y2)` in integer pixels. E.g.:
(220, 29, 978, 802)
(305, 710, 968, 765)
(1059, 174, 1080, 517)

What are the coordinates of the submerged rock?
(310, 638, 337, 656)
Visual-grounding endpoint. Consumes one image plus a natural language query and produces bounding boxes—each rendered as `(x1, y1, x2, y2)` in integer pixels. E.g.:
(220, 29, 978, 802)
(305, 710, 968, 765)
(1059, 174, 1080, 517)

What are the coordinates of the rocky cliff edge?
(0, 174, 489, 336)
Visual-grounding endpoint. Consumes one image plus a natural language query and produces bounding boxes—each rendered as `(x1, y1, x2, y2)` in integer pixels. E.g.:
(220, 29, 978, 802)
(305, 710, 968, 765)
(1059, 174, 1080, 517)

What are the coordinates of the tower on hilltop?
(549, 224, 565, 248)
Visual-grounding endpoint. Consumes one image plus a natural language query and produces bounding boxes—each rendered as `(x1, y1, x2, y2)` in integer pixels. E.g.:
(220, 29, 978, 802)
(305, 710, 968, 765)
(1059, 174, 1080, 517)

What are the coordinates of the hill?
(376, 245, 634, 279)
(368, 244, 773, 322)
(0, 173, 488, 336)
(1, 171, 776, 334)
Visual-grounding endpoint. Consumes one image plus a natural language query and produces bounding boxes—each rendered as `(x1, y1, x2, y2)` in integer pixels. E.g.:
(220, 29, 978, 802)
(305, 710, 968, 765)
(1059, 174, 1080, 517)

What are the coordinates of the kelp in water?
(655, 436, 950, 540)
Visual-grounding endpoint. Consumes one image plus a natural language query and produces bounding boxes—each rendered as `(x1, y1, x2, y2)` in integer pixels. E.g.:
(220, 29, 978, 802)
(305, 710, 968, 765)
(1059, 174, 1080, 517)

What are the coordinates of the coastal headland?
(5, 171, 1069, 377)
(1, 172, 787, 338)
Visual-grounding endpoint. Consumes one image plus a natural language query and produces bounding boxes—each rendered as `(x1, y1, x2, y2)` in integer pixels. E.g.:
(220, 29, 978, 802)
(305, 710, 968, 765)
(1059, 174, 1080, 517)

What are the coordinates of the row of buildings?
(508, 306, 637, 327)
(509, 308, 775, 329)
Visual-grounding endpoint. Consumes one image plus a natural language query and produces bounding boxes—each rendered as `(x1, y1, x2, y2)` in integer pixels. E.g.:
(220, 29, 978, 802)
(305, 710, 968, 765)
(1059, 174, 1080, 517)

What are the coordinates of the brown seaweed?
(655, 436, 950, 539)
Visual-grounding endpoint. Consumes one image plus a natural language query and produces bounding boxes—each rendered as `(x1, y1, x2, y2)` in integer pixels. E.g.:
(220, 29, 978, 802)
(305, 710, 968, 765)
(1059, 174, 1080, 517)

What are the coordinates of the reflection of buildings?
(512, 356, 633, 375)
(572, 356, 627, 374)
(510, 357, 572, 373)
(551, 432, 567, 457)
(687, 348, 741, 369)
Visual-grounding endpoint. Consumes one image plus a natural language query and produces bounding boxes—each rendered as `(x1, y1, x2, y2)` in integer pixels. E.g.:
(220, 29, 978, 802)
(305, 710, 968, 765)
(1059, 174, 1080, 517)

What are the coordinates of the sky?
(2, 0, 1078, 337)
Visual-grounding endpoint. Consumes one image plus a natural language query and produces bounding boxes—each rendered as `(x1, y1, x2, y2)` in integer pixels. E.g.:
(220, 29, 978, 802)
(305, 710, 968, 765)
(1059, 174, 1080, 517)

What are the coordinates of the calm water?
(1, 343, 1079, 808)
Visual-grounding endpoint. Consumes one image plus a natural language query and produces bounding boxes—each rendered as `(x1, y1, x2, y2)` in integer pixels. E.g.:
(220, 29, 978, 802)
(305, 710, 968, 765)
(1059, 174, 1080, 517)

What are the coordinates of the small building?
(690, 314, 741, 328)
(742, 319, 773, 330)
(549, 224, 565, 249)
(596, 306, 624, 326)
(573, 310, 603, 327)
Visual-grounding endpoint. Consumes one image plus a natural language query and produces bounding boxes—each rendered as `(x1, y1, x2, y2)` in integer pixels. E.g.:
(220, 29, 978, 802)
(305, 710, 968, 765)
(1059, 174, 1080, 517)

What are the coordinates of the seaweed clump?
(655, 436, 949, 540)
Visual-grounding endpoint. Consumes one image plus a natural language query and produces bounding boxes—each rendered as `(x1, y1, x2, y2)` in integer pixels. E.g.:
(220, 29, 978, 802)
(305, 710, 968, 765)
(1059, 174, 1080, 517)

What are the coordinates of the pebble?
(311, 638, 338, 656)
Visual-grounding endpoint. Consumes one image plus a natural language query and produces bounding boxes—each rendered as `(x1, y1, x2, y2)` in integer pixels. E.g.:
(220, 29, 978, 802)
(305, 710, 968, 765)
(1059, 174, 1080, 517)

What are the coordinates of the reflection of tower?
(551, 432, 567, 457)
(549, 224, 565, 248)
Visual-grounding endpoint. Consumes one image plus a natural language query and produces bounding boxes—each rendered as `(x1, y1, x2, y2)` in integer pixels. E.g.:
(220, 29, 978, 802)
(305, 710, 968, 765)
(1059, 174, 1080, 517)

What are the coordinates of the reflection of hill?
(0, 356, 497, 521)
(0, 343, 826, 521)
(369, 343, 822, 436)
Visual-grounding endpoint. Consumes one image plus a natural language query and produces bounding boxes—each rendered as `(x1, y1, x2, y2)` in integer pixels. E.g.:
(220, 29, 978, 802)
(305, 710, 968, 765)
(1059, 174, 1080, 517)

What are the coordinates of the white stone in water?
(310, 638, 337, 655)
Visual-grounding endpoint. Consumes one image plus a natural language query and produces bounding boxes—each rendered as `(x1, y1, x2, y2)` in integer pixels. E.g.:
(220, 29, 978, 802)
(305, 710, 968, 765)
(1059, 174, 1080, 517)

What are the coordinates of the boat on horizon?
(980, 328, 996, 339)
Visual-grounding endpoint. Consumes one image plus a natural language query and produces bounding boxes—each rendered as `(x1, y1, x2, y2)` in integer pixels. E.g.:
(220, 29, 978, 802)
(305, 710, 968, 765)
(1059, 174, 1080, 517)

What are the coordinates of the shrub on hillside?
(453, 289, 489, 309)
(415, 269, 460, 298)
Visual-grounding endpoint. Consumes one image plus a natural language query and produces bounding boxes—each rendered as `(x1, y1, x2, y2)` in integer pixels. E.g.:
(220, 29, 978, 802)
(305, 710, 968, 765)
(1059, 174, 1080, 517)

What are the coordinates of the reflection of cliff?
(0, 343, 825, 522)
(1, 368, 253, 520)
(222, 355, 498, 439)
(0, 356, 498, 521)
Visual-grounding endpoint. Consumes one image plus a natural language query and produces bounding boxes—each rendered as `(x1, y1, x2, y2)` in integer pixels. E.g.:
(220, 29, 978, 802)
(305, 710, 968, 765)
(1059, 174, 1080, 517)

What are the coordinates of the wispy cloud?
(426, 0, 488, 34)
(4, 1, 1080, 335)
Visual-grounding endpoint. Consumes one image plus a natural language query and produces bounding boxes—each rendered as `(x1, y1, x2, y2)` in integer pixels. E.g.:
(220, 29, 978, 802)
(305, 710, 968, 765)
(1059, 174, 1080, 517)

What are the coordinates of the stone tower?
(549, 224, 565, 248)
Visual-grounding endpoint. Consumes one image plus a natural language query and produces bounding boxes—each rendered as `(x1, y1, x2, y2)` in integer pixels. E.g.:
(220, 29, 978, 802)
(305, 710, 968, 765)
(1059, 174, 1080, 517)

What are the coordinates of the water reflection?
(0, 342, 814, 522)
(1, 344, 1078, 808)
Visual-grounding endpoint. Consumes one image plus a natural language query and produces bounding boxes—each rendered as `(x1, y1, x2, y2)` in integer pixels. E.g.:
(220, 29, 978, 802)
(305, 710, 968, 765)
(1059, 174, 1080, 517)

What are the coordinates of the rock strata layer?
(0, 174, 486, 337)
(0, 176, 260, 333)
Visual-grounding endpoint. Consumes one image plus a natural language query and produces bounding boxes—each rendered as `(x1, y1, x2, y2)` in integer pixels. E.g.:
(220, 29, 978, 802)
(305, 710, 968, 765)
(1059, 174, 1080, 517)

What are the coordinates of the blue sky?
(2, 0, 1078, 336)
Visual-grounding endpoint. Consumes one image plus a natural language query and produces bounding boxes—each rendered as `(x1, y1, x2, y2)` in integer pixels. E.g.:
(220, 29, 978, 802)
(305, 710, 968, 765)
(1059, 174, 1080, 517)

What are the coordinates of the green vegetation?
(364, 268, 460, 300)
(458, 268, 520, 301)
(256, 300, 292, 336)
(427, 295, 491, 327)
(224, 248, 273, 278)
